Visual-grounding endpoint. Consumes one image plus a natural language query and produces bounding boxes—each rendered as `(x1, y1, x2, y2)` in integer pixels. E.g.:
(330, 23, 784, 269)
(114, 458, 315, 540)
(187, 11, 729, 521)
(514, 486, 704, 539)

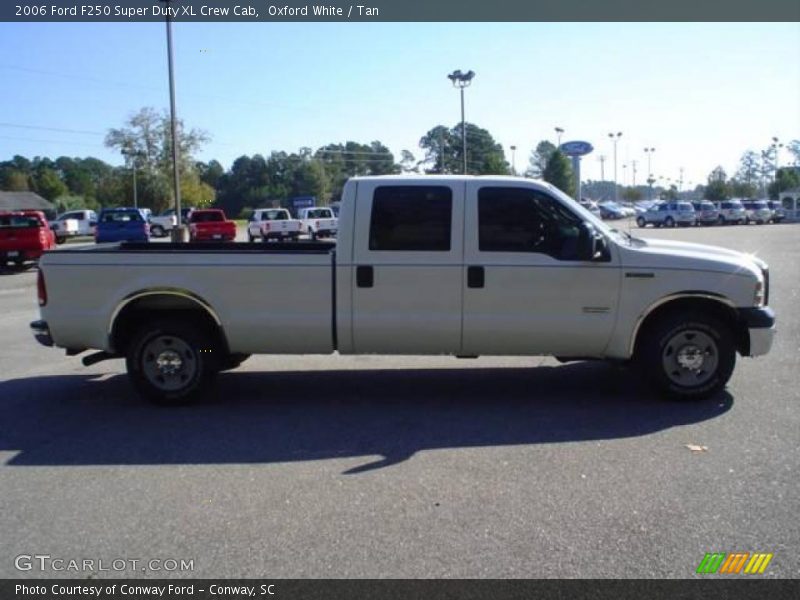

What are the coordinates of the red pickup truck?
(188, 209, 236, 242)
(0, 210, 56, 267)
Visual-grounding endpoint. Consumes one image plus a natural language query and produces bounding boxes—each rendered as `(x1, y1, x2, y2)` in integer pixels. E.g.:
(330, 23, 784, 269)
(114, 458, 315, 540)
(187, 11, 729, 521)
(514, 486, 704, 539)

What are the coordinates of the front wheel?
(636, 216, 646, 228)
(637, 312, 735, 400)
(55, 236, 66, 245)
(126, 319, 217, 404)
(664, 216, 675, 228)
(150, 225, 165, 238)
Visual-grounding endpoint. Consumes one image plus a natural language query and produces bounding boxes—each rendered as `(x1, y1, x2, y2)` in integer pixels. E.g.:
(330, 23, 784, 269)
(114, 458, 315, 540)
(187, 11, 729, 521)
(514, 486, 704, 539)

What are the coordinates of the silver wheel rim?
(141, 335, 197, 391)
(662, 329, 718, 387)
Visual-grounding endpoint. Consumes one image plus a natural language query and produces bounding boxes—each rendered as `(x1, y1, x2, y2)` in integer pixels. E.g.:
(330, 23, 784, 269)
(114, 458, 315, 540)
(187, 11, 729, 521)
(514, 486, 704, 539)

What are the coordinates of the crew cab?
(1, 210, 56, 267)
(31, 176, 775, 404)
(188, 209, 236, 242)
(298, 206, 338, 240)
(95, 208, 149, 243)
(247, 208, 302, 242)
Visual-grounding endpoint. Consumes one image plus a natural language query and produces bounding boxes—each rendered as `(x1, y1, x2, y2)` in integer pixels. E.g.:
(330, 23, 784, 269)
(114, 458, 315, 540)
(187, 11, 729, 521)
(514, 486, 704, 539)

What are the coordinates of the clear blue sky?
(0, 22, 798, 187)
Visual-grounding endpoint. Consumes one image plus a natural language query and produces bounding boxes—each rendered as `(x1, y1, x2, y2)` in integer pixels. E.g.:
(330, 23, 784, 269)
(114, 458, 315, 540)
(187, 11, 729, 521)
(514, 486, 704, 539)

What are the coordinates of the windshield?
(677, 202, 694, 210)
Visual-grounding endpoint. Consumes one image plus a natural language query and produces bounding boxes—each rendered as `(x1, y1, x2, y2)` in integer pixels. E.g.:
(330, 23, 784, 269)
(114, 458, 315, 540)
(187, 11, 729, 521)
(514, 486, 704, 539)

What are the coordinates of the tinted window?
(369, 186, 452, 251)
(307, 208, 333, 219)
(0, 215, 40, 228)
(678, 202, 693, 210)
(263, 210, 289, 221)
(191, 211, 224, 223)
(478, 187, 582, 259)
(101, 211, 142, 223)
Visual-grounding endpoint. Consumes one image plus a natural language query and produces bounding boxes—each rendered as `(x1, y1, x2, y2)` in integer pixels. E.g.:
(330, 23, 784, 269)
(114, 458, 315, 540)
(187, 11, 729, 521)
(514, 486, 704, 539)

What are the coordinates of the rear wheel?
(309, 227, 317, 241)
(665, 216, 675, 228)
(637, 311, 735, 400)
(55, 236, 66, 245)
(126, 319, 217, 404)
(150, 225, 165, 238)
(636, 216, 646, 228)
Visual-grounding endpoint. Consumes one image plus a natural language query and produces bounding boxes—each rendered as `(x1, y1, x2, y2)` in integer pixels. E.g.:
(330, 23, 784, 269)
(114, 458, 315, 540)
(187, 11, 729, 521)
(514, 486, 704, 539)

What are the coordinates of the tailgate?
(0, 227, 43, 251)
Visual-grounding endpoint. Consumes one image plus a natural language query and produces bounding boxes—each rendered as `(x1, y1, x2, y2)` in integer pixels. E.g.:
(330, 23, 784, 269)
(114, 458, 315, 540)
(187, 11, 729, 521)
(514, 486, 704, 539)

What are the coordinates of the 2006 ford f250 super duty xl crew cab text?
(30, 176, 775, 404)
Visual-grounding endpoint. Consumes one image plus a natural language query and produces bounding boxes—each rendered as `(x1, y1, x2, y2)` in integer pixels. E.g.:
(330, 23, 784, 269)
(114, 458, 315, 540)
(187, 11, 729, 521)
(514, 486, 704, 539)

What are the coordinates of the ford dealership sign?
(560, 141, 594, 156)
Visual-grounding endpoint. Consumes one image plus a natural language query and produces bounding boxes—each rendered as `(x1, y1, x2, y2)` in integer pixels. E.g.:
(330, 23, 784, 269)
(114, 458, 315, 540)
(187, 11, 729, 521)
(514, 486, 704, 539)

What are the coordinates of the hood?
(623, 237, 766, 277)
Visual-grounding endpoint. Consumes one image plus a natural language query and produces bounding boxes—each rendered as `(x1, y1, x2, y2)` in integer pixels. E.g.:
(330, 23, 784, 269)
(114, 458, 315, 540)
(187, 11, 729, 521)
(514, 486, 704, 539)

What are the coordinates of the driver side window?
(478, 187, 582, 260)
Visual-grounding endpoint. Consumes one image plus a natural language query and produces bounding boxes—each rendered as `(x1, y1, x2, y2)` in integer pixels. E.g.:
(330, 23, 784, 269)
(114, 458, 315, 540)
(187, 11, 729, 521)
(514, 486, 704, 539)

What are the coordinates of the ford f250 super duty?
(31, 176, 775, 404)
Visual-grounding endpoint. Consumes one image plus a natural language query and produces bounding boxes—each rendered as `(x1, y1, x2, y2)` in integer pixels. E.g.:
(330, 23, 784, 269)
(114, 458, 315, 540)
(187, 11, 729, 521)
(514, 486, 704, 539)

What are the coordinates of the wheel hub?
(676, 344, 705, 371)
(155, 349, 183, 375)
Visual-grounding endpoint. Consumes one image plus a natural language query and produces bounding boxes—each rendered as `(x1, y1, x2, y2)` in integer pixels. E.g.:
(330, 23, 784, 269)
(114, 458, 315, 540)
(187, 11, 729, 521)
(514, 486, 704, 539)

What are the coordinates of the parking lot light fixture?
(555, 127, 564, 147)
(608, 132, 623, 202)
(447, 69, 475, 175)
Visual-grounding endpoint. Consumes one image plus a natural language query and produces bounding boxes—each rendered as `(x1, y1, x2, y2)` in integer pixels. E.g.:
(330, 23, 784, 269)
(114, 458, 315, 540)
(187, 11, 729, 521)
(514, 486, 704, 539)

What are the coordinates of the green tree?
(525, 140, 557, 178)
(543, 150, 575, 196)
(34, 168, 68, 201)
(105, 107, 210, 212)
(622, 187, 643, 202)
(768, 167, 800, 200)
(419, 123, 508, 175)
(704, 166, 729, 201)
(0, 168, 30, 190)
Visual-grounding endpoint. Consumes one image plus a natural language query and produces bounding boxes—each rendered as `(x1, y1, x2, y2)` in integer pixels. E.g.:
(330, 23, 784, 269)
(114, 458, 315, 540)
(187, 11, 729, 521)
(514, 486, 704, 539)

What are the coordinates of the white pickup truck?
(298, 206, 338, 240)
(31, 176, 775, 404)
(247, 208, 303, 242)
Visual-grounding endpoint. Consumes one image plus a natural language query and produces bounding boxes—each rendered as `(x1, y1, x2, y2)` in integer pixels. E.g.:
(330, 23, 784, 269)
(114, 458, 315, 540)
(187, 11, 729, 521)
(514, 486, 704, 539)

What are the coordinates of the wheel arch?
(108, 288, 228, 356)
(630, 293, 748, 358)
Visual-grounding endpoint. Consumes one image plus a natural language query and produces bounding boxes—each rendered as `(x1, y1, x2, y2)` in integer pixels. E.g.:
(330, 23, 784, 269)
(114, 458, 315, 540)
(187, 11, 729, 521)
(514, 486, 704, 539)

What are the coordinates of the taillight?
(37, 269, 47, 306)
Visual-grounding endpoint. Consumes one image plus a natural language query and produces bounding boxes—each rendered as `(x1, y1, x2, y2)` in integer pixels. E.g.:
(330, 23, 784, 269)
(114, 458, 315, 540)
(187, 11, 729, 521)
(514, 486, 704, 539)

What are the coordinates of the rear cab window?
(368, 186, 452, 251)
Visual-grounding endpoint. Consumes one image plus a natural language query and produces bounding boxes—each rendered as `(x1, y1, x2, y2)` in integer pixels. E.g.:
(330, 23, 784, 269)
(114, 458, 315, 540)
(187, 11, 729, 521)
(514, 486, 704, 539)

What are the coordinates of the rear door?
(350, 181, 464, 354)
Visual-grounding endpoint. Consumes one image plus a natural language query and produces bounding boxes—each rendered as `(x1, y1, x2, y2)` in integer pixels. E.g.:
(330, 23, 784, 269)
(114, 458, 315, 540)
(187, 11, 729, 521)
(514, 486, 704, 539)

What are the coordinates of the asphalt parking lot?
(0, 222, 798, 579)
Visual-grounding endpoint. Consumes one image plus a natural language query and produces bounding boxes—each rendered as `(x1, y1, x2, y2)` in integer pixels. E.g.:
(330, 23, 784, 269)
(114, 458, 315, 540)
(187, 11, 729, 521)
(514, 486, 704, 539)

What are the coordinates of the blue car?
(95, 208, 150, 243)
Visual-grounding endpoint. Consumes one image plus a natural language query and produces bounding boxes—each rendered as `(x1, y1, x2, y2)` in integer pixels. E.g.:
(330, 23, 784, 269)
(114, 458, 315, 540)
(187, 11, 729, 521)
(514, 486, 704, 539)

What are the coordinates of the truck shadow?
(0, 362, 732, 473)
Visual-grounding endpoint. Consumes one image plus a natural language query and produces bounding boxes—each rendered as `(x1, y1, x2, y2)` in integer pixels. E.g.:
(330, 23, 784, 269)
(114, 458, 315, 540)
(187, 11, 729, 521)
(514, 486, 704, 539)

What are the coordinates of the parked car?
(691, 201, 719, 226)
(598, 201, 627, 220)
(636, 201, 696, 227)
(32, 175, 774, 404)
(298, 206, 338, 240)
(578, 199, 602, 219)
(742, 200, 772, 225)
(95, 208, 150, 243)
(149, 207, 194, 237)
(188, 209, 236, 242)
(0, 210, 56, 267)
(714, 200, 746, 225)
(767, 201, 786, 223)
(247, 208, 302, 242)
(51, 209, 97, 243)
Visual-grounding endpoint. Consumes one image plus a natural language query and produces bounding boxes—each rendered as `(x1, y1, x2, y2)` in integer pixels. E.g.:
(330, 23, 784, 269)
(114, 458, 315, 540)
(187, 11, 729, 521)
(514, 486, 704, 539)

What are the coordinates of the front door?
(462, 182, 621, 357)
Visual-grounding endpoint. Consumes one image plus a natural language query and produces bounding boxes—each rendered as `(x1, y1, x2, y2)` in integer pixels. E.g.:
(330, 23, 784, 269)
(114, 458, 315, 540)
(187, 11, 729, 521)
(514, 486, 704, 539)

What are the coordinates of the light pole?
(555, 127, 564, 147)
(161, 0, 185, 242)
(771, 136, 783, 183)
(510, 145, 517, 175)
(598, 155, 606, 181)
(631, 160, 637, 187)
(608, 132, 622, 202)
(644, 147, 655, 179)
(447, 69, 475, 175)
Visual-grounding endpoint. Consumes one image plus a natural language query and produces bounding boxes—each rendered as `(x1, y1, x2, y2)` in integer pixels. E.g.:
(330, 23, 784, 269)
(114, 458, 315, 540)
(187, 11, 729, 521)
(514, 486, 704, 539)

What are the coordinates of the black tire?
(55, 236, 66, 245)
(636, 216, 646, 228)
(126, 319, 218, 404)
(636, 311, 735, 401)
(309, 227, 317, 241)
(664, 216, 675, 228)
(218, 353, 251, 372)
(151, 225, 165, 238)
(718, 215, 725, 225)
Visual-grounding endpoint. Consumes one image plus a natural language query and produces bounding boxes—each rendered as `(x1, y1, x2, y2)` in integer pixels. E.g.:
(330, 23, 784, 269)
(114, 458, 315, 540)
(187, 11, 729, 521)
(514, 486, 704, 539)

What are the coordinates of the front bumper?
(737, 307, 776, 357)
(30, 319, 54, 347)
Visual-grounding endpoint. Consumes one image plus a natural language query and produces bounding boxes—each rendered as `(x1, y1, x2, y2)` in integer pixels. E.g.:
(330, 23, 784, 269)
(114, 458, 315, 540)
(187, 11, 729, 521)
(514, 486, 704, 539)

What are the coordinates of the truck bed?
(39, 241, 339, 355)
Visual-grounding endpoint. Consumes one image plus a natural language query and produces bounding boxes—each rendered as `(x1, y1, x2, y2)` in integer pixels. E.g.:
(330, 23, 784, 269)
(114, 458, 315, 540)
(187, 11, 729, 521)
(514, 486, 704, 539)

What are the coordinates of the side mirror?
(578, 222, 605, 261)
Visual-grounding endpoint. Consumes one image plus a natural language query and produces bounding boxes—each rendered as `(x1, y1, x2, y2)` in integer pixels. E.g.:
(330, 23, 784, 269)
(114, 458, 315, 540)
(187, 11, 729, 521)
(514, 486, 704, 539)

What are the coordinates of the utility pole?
(161, 0, 185, 242)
